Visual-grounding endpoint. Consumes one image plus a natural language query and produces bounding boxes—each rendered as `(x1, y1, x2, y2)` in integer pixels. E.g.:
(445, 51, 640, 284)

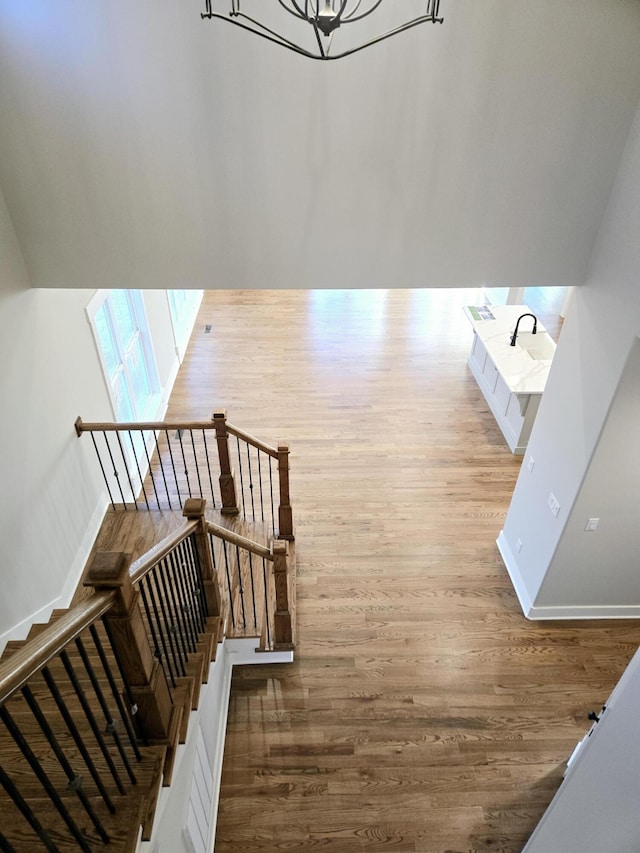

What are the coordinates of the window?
(167, 289, 203, 361)
(87, 290, 160, 422)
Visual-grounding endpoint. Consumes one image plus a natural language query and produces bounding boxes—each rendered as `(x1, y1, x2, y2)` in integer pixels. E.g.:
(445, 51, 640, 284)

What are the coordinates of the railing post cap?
(183, 497, 207, 519)
(85, 551, 131, 588)
(278, 444, 289, 453)
(271, 540, 289, 557)
(213, 410, 227, 420)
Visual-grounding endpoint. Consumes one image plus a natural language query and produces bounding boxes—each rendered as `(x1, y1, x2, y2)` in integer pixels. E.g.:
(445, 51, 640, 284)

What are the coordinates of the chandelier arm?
(310, 18, 328, 57)
(339, 0, 364, 22)
(201, 11, 319, 57)
(340, 0, 384, 24)
(325, 15, 443, 58)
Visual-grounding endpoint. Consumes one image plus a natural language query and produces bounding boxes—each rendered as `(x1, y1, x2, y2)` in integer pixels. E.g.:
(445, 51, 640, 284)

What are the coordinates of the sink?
(515, 331, 556, 361)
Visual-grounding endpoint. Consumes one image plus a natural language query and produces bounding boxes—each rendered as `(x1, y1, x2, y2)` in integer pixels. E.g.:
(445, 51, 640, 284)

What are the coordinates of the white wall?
(523, 648, 640, 853)
(0, 189, 191, 646)
(1, 1, 640, 292)
(500, 99, 640, 618)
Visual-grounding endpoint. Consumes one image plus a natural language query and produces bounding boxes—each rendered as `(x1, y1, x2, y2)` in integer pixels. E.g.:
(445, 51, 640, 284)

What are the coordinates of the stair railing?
(0, 499, 293, 850)
(75, 409, 294, 541)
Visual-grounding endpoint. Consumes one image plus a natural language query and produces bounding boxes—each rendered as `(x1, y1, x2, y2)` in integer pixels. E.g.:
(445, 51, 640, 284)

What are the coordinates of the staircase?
(0, 414, 295, 852)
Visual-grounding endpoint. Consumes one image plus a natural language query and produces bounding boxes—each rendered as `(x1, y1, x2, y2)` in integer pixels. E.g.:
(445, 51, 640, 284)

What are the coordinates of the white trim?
(496, 530, 535, 617)
(0, 596, 62, 655)
(497, 530, 640, 620)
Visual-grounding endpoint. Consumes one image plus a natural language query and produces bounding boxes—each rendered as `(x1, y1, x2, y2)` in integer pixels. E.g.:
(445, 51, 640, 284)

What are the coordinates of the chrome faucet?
(510, 313, 537, 346)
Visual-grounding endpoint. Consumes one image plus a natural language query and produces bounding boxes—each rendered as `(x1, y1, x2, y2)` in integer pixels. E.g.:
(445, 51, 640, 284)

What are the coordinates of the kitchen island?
(464, 304, 556, 455)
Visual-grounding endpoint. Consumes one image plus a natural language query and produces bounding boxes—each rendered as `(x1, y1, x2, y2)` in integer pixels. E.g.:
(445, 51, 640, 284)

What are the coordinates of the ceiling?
(1, 0, 640, 291)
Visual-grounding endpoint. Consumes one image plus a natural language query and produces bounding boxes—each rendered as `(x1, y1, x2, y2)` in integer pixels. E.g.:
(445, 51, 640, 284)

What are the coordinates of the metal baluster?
(236, 436, 246, 517)
(160, 554, 191, 671)
(152, 429, 173, 509)
(41, 666, 116, 812)
(150, 564, 184, 680)
(222, 539, 236, 630)
(184, 535, 207, 630)
(165, 429, 182, 506)
(0, 706, 93, 852)
(140, 429, 162, 510)
(236, 545, 247, 631)
(21, 683, 110, 843)
(103, 431, 127, 507)
(257, 449, 265, 523)
(128, 430, 150, 510)
(114, 430, 139, 510)
(88, 624, 142, 759)
(189, 430, 204, 499)
(166, 549, 195, 656)
(139, 579, 174, 687)
(246, 442, 256, 521)
(248, 551, 258, 630)
(59, 650, 126, 794)
(0, 762, 59, 852)
(262, 556, 272, 649)
(269, 455, 276, 535)
(177, 429, 193, 498)
(91, 431, 116, 510)
(201, 428, 216, 507)
(100, 620, 146, 745)
(155, 561, 187, 677)
(74, 637, 137, 785)
(175, 540, 199, 649)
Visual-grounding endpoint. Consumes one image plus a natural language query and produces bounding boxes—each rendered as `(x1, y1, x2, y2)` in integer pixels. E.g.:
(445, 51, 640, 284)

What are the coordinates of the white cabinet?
(467, 331, 542, 455)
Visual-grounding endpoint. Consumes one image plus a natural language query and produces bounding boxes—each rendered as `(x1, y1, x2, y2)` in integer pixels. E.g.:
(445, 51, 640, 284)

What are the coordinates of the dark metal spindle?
(88, 624, 142, 759)
(165, 429, 182, 506)
(201, 428, 216, 507)
(21, 683, 110, 843)
(175, 540, 200, 648)
(128, 430, 150, 510)
(177, 430, 193, 498)
(41, 666, 116, 813)
(160, 555, 191, 670)
(248, 551, 258, 630)
(269, 455, 276, 535)
(139, 579, 175, 687)
(235, 544, 247, 630)
(0, 706, 93, 852)
(156, 561, 187, 677)
(150, 566, 184, 680)
(74, 637, 137, 785)
(246, 443, 256, 521)
(221, 540, 236, 629)
(189, 430, 204, 499)
(167, 547, 197, 653)
(153, 429, 173, 509)
(257, 449, 265, 523)
(91, 431, 116, 510)
(184, 535, 207, 631)
(59, 650, 126, 794)
(236, 436, 247, 517)
(100, 619, 146, 745)
(103, 431, 127, 507)
(140, 429, 162, 509)
(115, 430, 139, 510)
(0, 762, 59, 852)
(262, 556, 272, 648)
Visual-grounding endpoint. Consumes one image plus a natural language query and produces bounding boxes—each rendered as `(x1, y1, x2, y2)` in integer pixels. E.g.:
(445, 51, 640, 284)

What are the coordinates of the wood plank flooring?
(156, 289, 638, 851)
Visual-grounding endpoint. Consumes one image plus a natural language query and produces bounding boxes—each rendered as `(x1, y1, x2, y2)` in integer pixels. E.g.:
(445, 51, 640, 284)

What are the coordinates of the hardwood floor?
(163, 288, 636, 851)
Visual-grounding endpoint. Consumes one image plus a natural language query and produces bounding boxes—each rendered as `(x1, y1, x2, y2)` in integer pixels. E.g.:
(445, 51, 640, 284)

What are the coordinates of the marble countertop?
(463, 304, 556, 394)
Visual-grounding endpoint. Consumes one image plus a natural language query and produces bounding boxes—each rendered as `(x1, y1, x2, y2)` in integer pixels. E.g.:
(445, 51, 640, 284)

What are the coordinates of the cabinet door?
(470, 334, 488, 373)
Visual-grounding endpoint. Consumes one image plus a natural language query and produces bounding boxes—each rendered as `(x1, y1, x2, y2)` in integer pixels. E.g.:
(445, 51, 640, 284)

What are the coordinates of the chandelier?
(201, 1, 444, 60)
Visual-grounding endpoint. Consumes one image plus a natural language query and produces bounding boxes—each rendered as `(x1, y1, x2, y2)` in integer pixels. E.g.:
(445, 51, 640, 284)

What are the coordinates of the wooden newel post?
(271, 540, 293, 649)
(182, 497, 221, 617)
(213, 410, 239, 515)
(85, 552, 172, 741)
(277, 444, 294, 541)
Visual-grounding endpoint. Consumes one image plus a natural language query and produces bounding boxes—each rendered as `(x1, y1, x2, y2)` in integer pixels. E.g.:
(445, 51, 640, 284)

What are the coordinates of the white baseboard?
(59, 496, 109, 608)
(497, 530, 640, 620)
(0, 595, 62, 654)
(496, 531, 535, 618)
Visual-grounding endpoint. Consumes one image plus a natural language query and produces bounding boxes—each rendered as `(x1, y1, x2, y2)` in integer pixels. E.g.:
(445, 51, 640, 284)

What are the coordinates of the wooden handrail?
(75, 416, 280, 458)
(0, 592, 116, 706)
(205, 520, 273, 560)
(129, 520, 199, 585)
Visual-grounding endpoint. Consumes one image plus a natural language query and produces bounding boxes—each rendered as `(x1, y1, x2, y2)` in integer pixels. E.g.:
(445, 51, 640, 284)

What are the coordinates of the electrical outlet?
(527, 456, 535, 472)
(585, 518, 600, 531)
(548, 493, 560, 518)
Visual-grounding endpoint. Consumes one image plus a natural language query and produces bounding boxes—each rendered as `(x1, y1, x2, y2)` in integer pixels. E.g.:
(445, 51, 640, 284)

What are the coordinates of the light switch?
(527, 456, 535, 472)
(585, 518, 600, 531)
(548, 493, 560, 518)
